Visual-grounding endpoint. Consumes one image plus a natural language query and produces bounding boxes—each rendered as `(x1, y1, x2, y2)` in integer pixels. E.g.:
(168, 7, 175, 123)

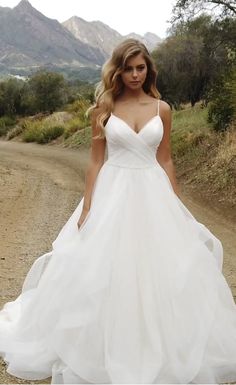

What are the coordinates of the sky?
(0, 0, 175, 38)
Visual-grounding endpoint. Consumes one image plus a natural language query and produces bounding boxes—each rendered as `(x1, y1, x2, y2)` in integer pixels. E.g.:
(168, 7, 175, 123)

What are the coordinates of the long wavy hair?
(88, 38, 161, 139)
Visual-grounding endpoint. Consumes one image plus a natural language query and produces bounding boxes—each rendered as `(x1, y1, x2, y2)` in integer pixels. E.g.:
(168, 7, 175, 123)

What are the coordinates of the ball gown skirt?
(0, 112, 236, 384)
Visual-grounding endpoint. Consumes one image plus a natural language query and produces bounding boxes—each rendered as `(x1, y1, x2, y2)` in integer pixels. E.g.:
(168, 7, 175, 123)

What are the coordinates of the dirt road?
(0, 140, 235, 384)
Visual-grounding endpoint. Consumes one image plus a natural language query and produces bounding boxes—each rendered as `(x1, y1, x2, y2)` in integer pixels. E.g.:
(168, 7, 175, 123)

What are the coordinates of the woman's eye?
(124, 66, 145, 72)
(124, 67, 132, 72)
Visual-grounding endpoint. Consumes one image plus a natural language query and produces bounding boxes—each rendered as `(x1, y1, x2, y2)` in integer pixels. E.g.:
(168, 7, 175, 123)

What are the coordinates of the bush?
(66, 99, 90, 114)
(0, 78, 25, 117)
(207, 68, 236, 131)
(22, 120, 64, 144)
(28, 71, 67, 113)
(38, 124, 64, 144)
(0, 116, 16, 136)
(171, 104, 211, 157)
(63, 116, 90, 139)
(65, 99, 90, 126)
(63, 126, 91, 148)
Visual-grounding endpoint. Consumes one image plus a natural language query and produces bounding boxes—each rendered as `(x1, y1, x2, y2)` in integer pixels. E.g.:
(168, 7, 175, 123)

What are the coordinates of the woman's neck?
(119, 88, 147, 103)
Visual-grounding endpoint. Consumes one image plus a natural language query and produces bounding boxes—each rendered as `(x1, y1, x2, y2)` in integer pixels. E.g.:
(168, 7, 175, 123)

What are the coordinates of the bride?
(1, 38, 236, 384)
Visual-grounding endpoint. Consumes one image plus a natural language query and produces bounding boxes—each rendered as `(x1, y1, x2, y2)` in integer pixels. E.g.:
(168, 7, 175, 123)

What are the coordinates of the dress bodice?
(104, 113, 164, 169)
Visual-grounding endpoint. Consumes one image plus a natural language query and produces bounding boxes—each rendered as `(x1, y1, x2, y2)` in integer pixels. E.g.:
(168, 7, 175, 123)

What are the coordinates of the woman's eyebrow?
(125, 64, 145, 68)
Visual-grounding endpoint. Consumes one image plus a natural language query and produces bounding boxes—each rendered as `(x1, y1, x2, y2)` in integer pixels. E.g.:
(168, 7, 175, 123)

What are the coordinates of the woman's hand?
(77, 208, 90, 230)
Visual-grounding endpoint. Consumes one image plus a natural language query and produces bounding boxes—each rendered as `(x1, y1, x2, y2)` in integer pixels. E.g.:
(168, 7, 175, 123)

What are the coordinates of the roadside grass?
(172, 104, 236, 210)
(22, 120, 65, 144)
(0, 116, 16, 136)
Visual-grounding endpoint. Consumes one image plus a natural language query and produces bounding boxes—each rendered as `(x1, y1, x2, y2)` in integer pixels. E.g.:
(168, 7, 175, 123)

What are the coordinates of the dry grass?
(172, 104, 236, 218)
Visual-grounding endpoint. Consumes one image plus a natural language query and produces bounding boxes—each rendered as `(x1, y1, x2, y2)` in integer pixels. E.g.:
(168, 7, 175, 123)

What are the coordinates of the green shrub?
(66, 99, 90, 114)
(63, 117, 83, 139)
(207, 68, 236, 131)
(37, 125, 64, 144)
(63, 126, 91, 148)
(22, 120, 64, 144)
(0, 116, 16, 136)
(171, 104, 211, 158)
(22, 120, 43, 142)
(65, 98, 90, 127)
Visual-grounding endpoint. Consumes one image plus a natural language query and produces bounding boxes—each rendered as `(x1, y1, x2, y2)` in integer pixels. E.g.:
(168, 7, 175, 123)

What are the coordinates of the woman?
(77, 39, 179, 230)
(0, 38, 236, 384)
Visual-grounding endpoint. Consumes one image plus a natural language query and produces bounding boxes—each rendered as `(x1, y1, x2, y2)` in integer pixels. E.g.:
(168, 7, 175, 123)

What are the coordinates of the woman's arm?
(82, 109, 106, 213)
(156, 101, 181, 198)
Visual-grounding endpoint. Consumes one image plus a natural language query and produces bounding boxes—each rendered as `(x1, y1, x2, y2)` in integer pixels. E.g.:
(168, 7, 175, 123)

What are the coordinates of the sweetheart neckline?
(110, 113, 163, 136)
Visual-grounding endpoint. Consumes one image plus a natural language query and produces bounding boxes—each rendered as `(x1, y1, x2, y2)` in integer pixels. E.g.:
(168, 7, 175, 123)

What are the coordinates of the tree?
(207, 53, 236, 130)
(153, 14, 235, 110)
(153, 34, 206, 107)
(0, 78, 24, 117)
(172, 0, 236, 23)
(28, 71, 67, 113)
(66, 79, 95, 104)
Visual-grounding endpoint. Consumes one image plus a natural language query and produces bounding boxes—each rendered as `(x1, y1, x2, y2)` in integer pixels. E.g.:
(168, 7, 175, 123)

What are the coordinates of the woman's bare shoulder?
(159, 99, 171, 112)
(148, 96, 171, 111)
(90, 104, 105, 121)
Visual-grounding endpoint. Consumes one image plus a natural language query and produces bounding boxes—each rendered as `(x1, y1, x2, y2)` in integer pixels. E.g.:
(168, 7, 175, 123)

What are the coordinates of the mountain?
(62, 17, 121, 58)
(0, 0, 163, 81)
(124, 32, 162, 52)
(63, 17, 162, 57)
(0, 0, 105, 72)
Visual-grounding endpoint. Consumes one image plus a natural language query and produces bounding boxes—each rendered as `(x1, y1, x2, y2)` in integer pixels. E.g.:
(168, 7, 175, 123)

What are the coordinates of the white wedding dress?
(1, 102, 236, 384)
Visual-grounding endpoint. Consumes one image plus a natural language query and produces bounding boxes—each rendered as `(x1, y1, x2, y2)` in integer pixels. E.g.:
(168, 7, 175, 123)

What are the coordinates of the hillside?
(0, 0, 106, 74)
(0, 0, 162, 81)
(63, 17, 162, 57)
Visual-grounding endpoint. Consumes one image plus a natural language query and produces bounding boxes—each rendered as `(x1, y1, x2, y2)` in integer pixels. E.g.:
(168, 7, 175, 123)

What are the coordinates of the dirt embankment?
(0, 140, 235, 384)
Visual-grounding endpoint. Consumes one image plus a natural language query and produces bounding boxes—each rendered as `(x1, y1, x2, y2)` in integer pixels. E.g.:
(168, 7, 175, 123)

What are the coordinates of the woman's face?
(120, 53, 148, 90)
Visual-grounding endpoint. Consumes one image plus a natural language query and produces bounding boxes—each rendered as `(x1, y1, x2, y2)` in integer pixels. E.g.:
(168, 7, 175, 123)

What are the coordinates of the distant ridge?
(63, 16, 162, 57)
(0, 0, 162, 80)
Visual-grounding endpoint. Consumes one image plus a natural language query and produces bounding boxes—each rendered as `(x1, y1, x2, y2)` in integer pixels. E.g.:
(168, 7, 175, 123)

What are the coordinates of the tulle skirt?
(1, 161, 236, 384)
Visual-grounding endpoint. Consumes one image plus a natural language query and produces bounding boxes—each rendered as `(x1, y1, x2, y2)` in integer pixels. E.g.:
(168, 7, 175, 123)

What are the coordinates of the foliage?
(172, 104, 236, 209)
(6, 124, 24, 140)
(28, 71, 67, 113)
(171, 105, 211, 157)
(63, 98, 91, 138)
(66, 79, 95, 104)
(153, 32, 205, 107)
(63, 117, 84, 139)
(171, 0, 236, 23)
(0, 78, 24, 117)
(63, 126, 91, 148)
(66, 98, 91, 118)
(207, 66, 236, 131)
(0, 71, 97, 119)
(22, 120, 64, 144)
(153, 14, 236, 114)
(0, 116, 17, 136)
(18, 81, 38, 115)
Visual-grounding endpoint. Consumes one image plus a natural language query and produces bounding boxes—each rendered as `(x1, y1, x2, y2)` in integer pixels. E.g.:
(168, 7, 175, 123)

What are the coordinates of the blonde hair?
(88, 38, 161, 139)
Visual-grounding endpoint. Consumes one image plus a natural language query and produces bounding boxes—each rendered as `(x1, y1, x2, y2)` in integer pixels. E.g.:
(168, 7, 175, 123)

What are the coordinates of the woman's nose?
(132, 69, 138, 77)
